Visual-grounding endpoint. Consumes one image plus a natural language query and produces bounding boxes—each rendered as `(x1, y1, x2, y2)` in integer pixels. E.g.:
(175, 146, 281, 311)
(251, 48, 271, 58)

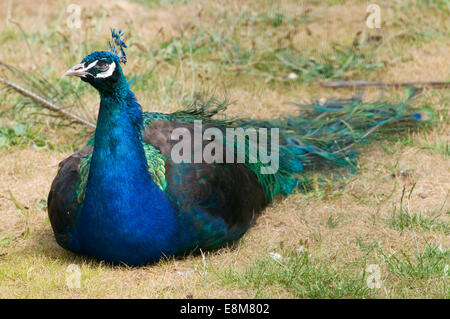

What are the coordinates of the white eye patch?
(85, 60, 98, 71)
(96, 61, 116, 78)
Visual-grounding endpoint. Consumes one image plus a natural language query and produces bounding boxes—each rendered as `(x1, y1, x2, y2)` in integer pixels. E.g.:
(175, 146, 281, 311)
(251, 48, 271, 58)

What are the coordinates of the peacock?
(46, 30, 431, 266)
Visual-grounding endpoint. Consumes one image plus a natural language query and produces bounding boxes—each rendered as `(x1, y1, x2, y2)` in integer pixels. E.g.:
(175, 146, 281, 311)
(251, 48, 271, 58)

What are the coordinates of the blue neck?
(74, 83, 181, 265)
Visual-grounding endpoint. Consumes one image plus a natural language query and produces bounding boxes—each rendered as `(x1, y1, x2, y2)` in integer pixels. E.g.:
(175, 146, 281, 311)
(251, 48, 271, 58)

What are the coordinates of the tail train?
(174, 88, 433, 202)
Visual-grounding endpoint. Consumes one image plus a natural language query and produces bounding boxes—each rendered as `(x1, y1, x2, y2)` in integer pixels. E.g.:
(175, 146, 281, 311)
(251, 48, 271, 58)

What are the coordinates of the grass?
(380, 244, 449, 298)
(389, 209, 449, 234)
(382, 244, 448, 281)
(0, 0, 448, 298)
(388, 185, 449, 234)
(210, 249, 373, 298)
(422, 140, 450, 157)
(0, 121, 50, 149)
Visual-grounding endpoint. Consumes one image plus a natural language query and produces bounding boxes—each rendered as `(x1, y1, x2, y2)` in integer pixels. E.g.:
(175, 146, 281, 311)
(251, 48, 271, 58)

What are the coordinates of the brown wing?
(47, 145, 92, 248)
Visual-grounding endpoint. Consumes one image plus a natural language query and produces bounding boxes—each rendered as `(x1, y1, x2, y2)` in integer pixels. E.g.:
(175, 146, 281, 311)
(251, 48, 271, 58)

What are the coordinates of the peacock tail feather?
(141, 88, 432, 202)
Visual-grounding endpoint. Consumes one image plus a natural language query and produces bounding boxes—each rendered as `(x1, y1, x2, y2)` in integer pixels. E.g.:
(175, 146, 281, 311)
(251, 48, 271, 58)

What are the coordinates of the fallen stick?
(318, 80, 450, 89)
(0, 77, 96, 129)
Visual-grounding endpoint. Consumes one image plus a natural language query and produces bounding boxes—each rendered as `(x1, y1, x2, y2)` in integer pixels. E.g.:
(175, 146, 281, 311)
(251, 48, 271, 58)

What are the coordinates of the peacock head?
(63, 51, 125, 93)
(63, 29, 128, 94)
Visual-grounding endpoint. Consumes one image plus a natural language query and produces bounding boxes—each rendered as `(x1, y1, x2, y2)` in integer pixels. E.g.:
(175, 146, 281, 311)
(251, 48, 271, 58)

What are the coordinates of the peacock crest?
(108, 28, 128, 64)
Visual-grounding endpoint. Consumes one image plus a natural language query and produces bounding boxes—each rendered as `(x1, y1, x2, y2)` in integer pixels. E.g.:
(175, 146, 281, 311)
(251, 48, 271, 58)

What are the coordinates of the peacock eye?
(95, 60, 109, 72)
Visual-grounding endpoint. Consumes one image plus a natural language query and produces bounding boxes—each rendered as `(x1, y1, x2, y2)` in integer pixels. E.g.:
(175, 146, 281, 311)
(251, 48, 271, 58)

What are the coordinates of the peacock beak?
(63, 63, 89, 78)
